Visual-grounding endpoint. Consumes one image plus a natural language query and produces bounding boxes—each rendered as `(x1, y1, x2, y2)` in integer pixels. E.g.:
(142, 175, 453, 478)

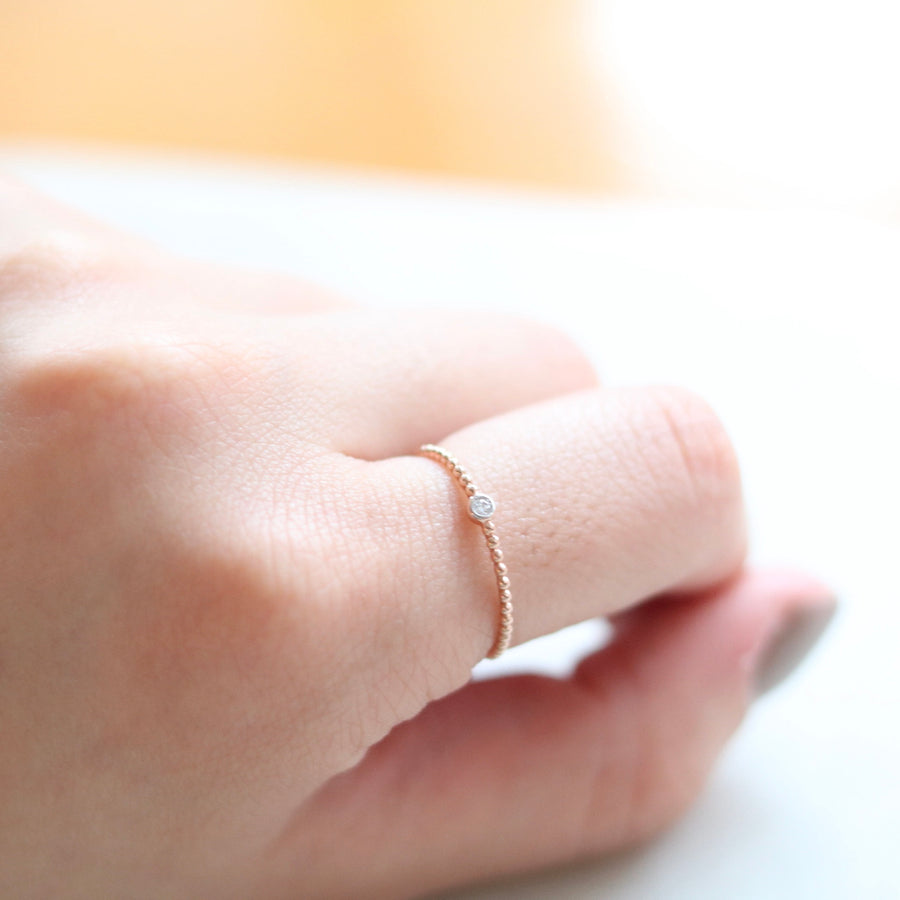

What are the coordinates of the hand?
(0, 176, 835, 899)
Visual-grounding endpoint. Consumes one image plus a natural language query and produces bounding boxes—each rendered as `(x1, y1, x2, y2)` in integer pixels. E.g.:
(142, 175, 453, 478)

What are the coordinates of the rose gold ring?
(419, 443, 512, 659)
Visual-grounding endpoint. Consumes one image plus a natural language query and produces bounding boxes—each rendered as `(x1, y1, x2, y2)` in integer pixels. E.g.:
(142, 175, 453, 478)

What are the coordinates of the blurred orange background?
(0, 0, 623, 191)
(2, 0, 900, 214)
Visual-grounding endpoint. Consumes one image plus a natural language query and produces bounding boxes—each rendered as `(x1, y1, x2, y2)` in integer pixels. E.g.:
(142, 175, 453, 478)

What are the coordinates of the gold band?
(419, 443, 512, 659)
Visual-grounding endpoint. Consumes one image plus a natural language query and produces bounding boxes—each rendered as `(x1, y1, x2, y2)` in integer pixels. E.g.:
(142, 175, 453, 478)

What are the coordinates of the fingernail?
(754, 599, 838, 697)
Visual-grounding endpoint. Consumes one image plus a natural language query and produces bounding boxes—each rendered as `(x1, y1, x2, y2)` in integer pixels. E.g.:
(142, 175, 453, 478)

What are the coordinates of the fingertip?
(753, 597, 838, 697)
(734, 567, 836, 606)
(580, 567, 837, 709)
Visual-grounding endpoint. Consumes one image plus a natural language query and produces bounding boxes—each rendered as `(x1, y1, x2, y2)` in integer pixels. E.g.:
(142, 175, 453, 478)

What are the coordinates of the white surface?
(586, 0, 900, 217)
(2, 145, 897, 899)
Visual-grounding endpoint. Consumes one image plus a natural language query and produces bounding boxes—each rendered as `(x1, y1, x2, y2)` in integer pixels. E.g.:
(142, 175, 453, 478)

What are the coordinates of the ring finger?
(340, 384, 746, 689)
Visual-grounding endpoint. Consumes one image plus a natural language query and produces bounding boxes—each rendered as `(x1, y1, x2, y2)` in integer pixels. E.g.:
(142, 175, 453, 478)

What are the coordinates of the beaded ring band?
(419, 443, 512, 659)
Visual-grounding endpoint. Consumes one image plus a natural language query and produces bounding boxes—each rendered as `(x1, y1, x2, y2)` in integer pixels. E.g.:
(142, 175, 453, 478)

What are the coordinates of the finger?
(343, 384, 745, 690)
(0, 171, 156, 268)
(276, 570, 836, 899)
(0, 172, 348, 316)
(297, 309, 598, 459)
(164, 258, 355, 314)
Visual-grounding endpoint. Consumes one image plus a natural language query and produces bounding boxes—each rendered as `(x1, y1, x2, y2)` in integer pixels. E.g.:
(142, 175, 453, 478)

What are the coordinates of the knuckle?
(0, 243, 63, 306)
(0, 178, 151, 315)
(10, 341, 195, 427)
(641, 385, 743, 519)
(517, 316, 599, 389)
(3, 341, 246, 470)
(0, 237, 123, 309)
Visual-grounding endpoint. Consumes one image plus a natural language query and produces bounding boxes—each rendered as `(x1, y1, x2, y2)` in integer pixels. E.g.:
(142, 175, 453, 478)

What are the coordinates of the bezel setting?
(469, 493, 496, 522)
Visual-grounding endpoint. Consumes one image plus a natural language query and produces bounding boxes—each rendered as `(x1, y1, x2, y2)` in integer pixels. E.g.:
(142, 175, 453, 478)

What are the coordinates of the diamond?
(469, 493, 496, 522)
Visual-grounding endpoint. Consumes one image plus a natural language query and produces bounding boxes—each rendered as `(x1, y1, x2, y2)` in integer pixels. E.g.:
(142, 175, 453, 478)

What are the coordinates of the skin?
(0, 175, 833, 899)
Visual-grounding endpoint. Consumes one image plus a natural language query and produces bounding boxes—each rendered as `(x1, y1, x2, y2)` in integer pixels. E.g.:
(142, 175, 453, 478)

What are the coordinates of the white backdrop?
(2, 145, 897, 899)
(587, 0, 900, 218)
